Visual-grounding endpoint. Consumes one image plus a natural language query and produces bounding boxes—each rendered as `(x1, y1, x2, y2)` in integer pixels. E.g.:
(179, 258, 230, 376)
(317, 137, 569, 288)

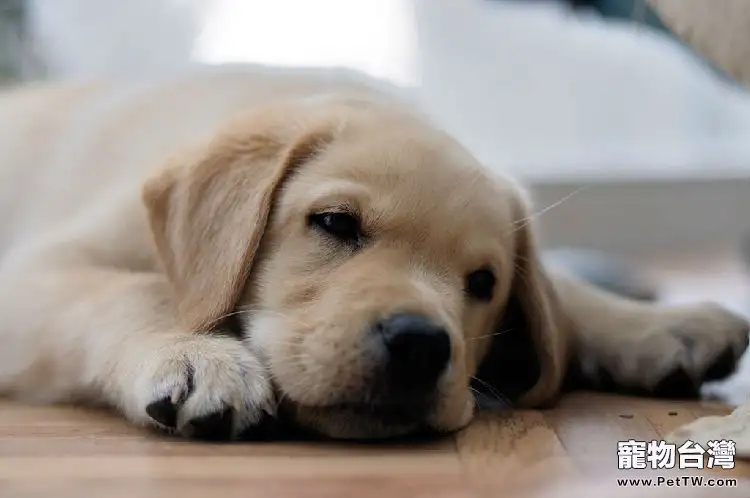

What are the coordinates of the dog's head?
(143, 95, 567, 439)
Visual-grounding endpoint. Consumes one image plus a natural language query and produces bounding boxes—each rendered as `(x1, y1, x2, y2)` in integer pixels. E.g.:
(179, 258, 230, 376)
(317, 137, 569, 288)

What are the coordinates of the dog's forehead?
(301, 126, 516, 223)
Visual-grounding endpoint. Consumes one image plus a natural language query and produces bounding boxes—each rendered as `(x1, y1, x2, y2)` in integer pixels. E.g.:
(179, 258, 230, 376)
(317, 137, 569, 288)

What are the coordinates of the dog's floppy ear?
(142, 110, 334, 333)
(474, 192, 569, 409)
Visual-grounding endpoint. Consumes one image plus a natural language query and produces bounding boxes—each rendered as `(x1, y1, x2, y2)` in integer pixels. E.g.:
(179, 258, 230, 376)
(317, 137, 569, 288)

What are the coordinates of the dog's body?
(0, 65, 746, 440)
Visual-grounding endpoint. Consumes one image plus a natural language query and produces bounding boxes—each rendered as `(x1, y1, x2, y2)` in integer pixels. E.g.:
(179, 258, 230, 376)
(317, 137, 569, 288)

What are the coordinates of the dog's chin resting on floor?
(0, 65, 746, 442)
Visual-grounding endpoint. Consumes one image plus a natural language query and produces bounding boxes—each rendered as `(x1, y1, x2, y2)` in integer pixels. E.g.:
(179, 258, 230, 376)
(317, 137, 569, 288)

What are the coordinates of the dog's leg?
(550, 268, 750, 397)
(0, 265, 274, 440)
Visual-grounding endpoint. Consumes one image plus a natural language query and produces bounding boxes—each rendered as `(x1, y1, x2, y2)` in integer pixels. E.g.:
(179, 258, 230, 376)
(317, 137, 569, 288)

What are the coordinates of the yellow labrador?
(0, 65, 746, 440)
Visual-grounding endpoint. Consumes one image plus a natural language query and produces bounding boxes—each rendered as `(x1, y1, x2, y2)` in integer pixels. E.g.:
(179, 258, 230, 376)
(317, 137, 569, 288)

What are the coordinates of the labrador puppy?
(0, 65, 746, 440)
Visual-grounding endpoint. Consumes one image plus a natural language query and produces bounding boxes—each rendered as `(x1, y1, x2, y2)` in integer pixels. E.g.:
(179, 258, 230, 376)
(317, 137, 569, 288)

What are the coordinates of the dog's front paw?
(128, 336, 275, 440)
(582, 303, 749, 398)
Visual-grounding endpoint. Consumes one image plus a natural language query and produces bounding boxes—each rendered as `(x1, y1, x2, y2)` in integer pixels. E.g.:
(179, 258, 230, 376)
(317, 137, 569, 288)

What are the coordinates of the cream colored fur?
(668, 402, 750, 458)
(0, 65, 746, 440)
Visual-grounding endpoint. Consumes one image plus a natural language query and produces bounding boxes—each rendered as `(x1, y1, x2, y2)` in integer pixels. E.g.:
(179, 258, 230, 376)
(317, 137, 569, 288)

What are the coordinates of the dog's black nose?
(375, 313, 451, 390)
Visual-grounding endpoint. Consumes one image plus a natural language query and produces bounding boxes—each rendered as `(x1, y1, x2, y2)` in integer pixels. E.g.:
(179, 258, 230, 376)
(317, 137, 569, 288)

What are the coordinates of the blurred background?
(1, 0, 750, 316)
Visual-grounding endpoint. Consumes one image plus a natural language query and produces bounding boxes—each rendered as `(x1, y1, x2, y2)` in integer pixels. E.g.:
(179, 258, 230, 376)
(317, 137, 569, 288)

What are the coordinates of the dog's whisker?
(201, 309, 252, 330)
(237, 308, 316, 330)
(204, 307, 317, 335)
(468, 386, 483, 410)
(470, 375, 513, 408)
(468, 328, 514, 341)
(508, 185, 590, 234)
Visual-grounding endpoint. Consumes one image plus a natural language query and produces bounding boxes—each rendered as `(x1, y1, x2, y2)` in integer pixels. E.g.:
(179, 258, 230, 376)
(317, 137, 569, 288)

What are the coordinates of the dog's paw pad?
(183, 407, 235, 441)
(238, 411, 281, 441)
(703, 347, 738, 382)
(146, 397, 179, 428)
(652, 368, 698, 398)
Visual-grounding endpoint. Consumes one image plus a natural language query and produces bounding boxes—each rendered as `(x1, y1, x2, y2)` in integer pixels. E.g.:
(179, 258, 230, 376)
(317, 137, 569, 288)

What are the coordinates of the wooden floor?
(0, 394, 748, 497)
(2, 247, 750, 498)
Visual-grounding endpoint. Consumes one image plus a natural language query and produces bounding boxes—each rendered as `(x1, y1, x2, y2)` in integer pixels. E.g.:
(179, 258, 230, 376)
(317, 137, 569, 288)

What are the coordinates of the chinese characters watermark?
(617, 439, 736, 470)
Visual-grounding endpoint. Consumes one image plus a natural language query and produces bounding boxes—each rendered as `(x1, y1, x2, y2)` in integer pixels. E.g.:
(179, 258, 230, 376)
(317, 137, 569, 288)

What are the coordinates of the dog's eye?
(465, 268, 496, 301)
(308, 212, 362, 242)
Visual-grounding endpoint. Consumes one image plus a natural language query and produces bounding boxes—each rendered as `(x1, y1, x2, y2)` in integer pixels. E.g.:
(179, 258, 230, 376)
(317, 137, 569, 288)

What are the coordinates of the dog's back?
(0, 65, 394, 255)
